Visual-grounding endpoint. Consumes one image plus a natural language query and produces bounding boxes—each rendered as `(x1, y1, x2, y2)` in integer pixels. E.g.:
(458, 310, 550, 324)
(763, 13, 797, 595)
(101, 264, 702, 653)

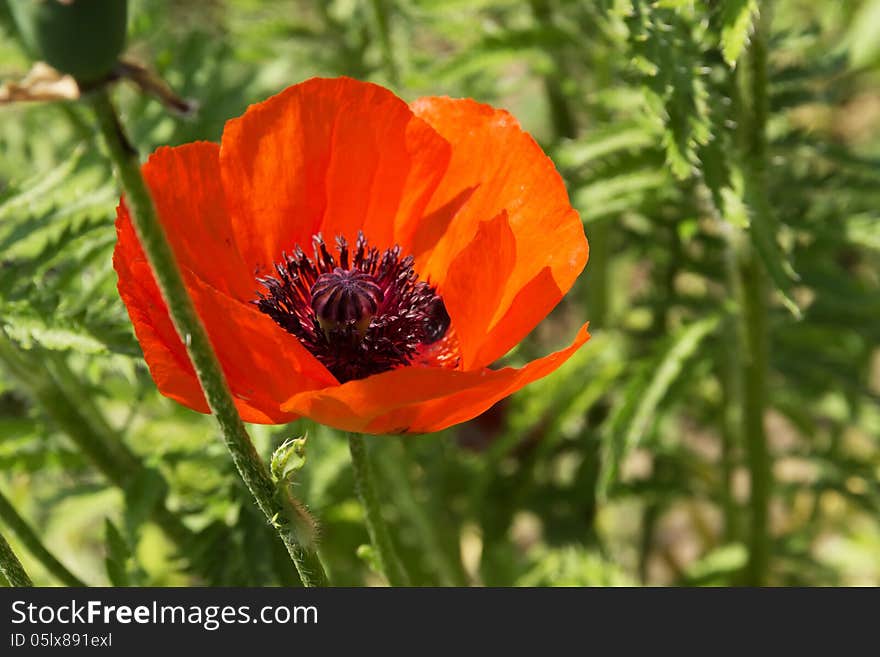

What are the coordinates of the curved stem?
(0, 489, 86, 587)
(348, 433, 410, 586)
(0, 530, 32, 587)
(88, 89, 327, 587)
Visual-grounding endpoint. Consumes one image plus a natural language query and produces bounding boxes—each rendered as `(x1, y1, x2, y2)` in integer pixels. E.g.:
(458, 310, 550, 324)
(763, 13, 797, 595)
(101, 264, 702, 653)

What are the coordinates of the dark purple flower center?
(254, 232, 457, 383)
(311, 268, 383, 335)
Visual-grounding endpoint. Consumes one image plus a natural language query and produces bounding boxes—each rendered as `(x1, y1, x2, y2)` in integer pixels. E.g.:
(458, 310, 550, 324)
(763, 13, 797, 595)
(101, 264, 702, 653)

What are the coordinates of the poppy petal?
(114, 232, 209, 415)
(220, 77, 451, 276)
(139, 142, 254, 303)
(114, 172, 337, 423)
(410, 97, 588, 367)
(441, 210, 516, 370)
(279, 324, 590, 434)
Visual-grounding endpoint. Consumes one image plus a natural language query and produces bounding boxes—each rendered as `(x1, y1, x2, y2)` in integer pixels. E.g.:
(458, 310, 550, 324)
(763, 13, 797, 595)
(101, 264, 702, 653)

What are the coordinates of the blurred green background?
(0, 0, 879, 586)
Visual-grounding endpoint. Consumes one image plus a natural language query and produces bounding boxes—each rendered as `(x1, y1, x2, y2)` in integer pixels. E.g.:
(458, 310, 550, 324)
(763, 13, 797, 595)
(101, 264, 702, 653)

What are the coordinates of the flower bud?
(9, 0, 128, 84)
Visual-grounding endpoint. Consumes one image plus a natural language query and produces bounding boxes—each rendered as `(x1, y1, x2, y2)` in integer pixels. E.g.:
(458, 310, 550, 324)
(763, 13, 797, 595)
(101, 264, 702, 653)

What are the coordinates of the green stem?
(586, 220, 610, 326)
(738, 251, 770, 585)
(637, 500, 659, 584)
(719, 302, 743, 544)
(88, 89, 327, 587)
(0, 530, 32, 587)
(348, 433, 410, 586)
(735, 6, 773, 586)
(0, 489, 86, 587)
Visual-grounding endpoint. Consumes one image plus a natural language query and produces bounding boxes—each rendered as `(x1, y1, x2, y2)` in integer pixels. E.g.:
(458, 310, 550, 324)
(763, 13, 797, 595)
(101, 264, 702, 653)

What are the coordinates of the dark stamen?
(254, 232, 459, 382)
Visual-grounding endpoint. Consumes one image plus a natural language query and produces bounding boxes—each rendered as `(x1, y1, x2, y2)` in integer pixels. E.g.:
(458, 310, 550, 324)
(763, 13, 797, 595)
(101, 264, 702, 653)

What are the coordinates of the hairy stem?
(735, 6, 773, 586)
(0, 489, 86, 587)
(0, 530, 32, 587)
(737, 250, 770, 585)
(348, 433, 410, 586)
(89, 89, 327, 587)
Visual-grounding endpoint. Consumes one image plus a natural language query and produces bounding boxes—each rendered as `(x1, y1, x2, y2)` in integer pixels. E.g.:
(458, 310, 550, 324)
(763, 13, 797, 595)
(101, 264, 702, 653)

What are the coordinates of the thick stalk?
(735, 7, 773, 586)
(0, 530, 32, 587)
(0, 489, 86, 587)
(88, 90, 327, 587)
(348, 434, 410, 586)
(719, 297, 743, 544)
(737, 250, 770, 585)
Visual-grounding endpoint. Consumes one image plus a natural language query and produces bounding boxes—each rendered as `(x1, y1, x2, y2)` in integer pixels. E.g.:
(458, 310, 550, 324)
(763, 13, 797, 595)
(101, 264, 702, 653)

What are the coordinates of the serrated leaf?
(742, 171, 802, 319)
(573, 169, 668, 221)
(720, 186, 750, 228)
(599, 315, 721, 498)
(0, 149, 84, 221)
(720, 0, 757, 67)
(625, 0, 712, 179)
(104, 519, 131, 587)
(555, 122, 657, 168)
(1, 310, 109, 354)
(124, 468, 168, 539)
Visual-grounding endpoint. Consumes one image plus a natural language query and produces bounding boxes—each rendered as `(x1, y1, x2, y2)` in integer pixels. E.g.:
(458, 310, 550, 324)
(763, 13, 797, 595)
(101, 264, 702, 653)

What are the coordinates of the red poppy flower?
(114, 77, 589, 434)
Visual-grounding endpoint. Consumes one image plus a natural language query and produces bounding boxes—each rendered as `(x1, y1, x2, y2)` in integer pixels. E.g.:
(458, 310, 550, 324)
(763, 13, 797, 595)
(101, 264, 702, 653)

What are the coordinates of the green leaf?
(124, 468, 168, 539)
(742, 171, 802, 319)
(720, 0, 758, 67)
(573, 169, 668, 221)
(1, 310, 110, 354)
(624, 0, 712, 179)
(847, 0, 880, 67)
(104, 519, 131, 587)
(720, 184, 750, 229)
(554, 122, 657, 168)
(270, 435, 308, 483)
(682, 543, 748, 584)
(599, 315, 721, 498)
(845, 214, 880, 252)
(0, 149, 84, 221)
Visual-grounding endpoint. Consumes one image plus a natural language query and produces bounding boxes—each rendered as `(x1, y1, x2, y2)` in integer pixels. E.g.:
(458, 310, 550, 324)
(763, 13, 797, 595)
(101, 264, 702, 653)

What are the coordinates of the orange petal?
(114, 228, 209, 415)
(140, 142, 255, 303)
(115, 204, 336, 424)
(473, 266, 562, 368)
(410, 97, 588, 367)
(441, 211, 516, 370)
(220, 77, 451, 277)
(280, 324, 590, 434)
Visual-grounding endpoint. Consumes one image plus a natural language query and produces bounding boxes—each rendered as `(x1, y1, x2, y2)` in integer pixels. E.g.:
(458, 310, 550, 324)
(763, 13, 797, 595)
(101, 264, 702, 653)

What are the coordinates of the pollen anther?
(255, 232, 459, 382)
